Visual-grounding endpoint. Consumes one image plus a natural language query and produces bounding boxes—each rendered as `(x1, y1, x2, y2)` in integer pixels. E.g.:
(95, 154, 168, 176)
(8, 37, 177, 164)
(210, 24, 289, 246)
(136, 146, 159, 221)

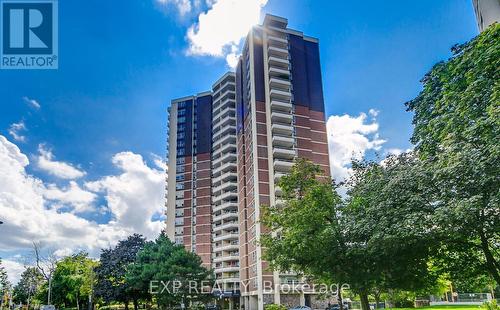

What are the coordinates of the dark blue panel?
(236, 59, 245, 135)
(184, 99, 193, 156)
(305, 40, 325, 113)
(289, 35, 325, 113)
(289, 34, 309, 107)
(252, 29, 266, 102)
(195, 94, 213, 154)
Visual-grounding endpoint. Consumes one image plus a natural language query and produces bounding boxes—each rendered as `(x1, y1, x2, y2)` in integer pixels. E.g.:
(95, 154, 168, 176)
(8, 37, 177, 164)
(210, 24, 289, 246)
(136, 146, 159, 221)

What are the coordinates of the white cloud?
(44, 181, 97, 214)
(2, 259, 26, 285)
(8, 121, 27, 142)
(368, 108, 379, 117)
(327, 111, 387, 182)
(85, 152, 166, 239)
(22, 96, 41, 109)
(0, 136, 166, 278)
(186, 0, 268, 67)
(156, 0, 192, 16)
(36, 145, 86, 179)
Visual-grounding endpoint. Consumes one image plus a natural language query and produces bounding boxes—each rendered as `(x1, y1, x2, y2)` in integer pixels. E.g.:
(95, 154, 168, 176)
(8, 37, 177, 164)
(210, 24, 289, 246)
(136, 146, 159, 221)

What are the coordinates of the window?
(176, 175, 184, 181)
(177, 140, 185, 148)
(176, 183, 184, 190)
(176, 157, 185, 165)
(175, 227, 183, 235)
(177, 132, 185, 139)
(178, 116, 186, 123)
(177, 148, 185, 156)
(176, 165, 185, 173)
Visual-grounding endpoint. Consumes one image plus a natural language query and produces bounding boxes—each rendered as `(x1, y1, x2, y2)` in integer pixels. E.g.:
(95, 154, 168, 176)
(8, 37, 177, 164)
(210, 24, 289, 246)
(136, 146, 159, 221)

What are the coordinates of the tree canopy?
(94, 234, 146, 310)
(126, 233, 213, 309)
(50, 252, 98, 310)
(406, 23, 500, 284)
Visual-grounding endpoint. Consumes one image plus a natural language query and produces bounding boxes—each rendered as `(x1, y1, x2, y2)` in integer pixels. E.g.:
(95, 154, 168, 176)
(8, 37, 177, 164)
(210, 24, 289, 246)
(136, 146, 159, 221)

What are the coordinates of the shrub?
(265, 304, 287, 310)
(484, 300, 499, 310)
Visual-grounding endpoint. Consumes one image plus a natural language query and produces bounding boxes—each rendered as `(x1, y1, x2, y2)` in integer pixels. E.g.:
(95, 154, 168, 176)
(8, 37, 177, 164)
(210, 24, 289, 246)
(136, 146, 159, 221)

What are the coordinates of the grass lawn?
(389, 305, 484, 310)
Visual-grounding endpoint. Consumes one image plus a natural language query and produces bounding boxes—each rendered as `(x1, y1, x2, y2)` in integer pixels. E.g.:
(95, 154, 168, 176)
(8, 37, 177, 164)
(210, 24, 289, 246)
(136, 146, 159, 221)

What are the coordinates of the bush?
(484, 300, 499, 310)
(265, 304, 287, 310)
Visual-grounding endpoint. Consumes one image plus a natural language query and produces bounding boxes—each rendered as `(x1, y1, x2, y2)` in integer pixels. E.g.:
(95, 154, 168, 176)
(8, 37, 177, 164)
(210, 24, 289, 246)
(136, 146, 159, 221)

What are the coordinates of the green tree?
(126, 233, 212, 309)
(406, 23, 500, 284)
(262, 158, 438, 310)
(50, 252, 98, 310)
(95, 234, 146, 310)
(13, 267, 44, 306)
(0, 258, 11, 309)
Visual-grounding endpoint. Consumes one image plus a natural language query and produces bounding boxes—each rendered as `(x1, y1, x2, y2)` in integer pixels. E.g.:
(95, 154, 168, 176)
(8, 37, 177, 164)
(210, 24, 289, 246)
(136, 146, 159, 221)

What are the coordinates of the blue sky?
(0, 0, 479, 282)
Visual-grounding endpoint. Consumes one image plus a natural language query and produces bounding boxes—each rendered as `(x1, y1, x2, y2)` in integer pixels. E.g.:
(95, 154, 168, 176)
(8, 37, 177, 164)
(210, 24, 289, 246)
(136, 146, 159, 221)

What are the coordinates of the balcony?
(274, 172, 286, 182)
(269, 67, 290, 78)
(212, 162, 237, 178)
(214, 232, 239, 243)
(272, 135, 294, 148)
(269, 77, 291, 88)
(213, 211, 238, 223)
(274, 159, 294, 171)
(213, 221, 239, 232)
(271, 111, 293, 124)
(212, 181, 237, 196)
(213, 106, 235, 123)
(212, 190, 238, 205)
(213, 81, 235, 97)
(268, 56, 289, 69)
(212, 171, 237, 188)
(270, 100, 292, 112)
(268, 46, 288, 58)
(271, 123, 293, 135)
(212, 152, 237, 168)
(212, 134, 236, 150)
(270, 88, 291, 101)
(268, 35, 287, 46)
(212, 116, 236, 134)
(214, 266, 240, 273)
(273, 147, 296, 160)
(213, 143, 237, 161)
(213, 201, 238, 213)
(213, 241, 239, 252)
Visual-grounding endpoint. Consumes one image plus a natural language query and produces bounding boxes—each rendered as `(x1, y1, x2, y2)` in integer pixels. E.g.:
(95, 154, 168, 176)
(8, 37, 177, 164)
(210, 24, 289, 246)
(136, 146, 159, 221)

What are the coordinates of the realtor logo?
(1, 0, 58, 69)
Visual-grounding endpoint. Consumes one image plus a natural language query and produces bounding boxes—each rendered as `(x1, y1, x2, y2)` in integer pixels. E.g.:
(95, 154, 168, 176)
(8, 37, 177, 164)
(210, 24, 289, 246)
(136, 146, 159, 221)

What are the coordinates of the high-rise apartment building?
(166, 14, 330, 310)
(166, 92, 214, 267)
(211, 73, 240, 303)
(166, 74, 241, 308)
(235, 15, 330, 310)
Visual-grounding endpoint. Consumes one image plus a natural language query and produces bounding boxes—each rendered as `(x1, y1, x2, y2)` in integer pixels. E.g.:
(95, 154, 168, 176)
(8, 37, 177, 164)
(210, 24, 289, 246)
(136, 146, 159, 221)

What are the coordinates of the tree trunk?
(479, 229, 500, 284)
(374, 295, 380, 309)
(338, 287, 344, 310)
(124, 300, 129, 310)
(360, 291, 370, 310)
(133, 298, 138, 310)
